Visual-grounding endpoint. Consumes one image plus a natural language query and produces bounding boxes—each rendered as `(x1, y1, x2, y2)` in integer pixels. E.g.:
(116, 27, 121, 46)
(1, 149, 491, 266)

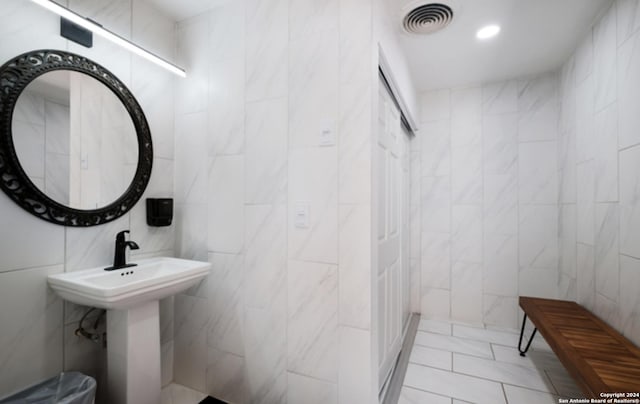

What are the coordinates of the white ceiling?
(148, 0, 613, 92)
(394, 0, 613, 92)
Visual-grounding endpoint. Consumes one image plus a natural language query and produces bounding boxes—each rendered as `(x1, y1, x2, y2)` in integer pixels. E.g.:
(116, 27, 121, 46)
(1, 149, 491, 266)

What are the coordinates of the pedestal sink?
(47, 257, 210, 404)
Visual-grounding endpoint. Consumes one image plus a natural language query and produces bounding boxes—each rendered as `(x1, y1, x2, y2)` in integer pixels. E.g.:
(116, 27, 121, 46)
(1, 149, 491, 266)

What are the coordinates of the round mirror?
(0, 50, 152, 226)
(12, 70, 139, 210)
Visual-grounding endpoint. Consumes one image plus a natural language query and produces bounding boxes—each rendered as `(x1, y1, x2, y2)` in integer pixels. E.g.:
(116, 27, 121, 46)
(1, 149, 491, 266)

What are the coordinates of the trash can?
(0, 372, 96, 404)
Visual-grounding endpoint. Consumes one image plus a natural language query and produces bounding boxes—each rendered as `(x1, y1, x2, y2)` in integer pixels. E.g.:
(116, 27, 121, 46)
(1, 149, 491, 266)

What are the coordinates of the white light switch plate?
(294, 202, 310, 228)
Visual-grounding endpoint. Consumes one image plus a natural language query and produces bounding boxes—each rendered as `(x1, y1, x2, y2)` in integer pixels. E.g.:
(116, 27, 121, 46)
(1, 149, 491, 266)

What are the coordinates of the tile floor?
(161, 383, 207, 404)
(398, 317, 584, 404)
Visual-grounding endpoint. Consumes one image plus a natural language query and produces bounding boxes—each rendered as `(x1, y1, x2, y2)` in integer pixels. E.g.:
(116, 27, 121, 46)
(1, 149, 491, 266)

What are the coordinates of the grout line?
(501, 382, 509, 404)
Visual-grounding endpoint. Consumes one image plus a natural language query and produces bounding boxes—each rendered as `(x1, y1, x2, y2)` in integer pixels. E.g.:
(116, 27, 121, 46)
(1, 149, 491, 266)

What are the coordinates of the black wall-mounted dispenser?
(146, 198, 173, 227)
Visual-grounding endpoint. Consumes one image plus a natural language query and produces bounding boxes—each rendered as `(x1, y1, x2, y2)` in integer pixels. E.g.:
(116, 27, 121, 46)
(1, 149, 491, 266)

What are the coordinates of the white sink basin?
(48, 257, 210, 309)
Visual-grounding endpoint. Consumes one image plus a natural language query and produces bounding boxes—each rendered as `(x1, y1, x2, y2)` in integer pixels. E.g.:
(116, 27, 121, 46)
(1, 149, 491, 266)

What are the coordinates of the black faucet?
(105, 230, 140, 271)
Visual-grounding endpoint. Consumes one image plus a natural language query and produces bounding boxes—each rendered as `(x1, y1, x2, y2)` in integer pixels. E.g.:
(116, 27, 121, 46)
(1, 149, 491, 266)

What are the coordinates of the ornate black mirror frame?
(0, 49, 153, 226)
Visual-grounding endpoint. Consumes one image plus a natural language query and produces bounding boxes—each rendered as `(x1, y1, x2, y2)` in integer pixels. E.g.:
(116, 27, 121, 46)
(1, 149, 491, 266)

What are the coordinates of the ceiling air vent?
(403, 3, 454, 35)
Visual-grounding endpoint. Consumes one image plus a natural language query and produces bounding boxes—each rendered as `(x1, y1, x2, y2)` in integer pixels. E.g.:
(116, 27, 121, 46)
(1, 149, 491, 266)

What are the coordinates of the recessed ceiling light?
(476, 24, 501, 40)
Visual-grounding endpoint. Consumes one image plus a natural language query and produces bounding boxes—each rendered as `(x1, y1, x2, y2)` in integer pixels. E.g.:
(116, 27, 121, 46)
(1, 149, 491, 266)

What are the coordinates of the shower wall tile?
(483, 295, 518, 329)
(175, 203, 208, 261)
(420, 89, 450, 122)
(289, 31, 339, 149)
(482, 80, 518, 115)
(244, 204, 287, 309)
(174, 112, 207, 204)
(594, 293, 620, 330)
(207, 253, 244, 356)
(593, 3, 617, 112)
(339, 80, 372, 205)
(338, 326, 372, 404)
(560, 56, 576, 134)
(245, 0, 288, 101)
(207, 156, 245, 254)
(595, 203, 619, 300)
(518, 266, 558, 299)
(287, 260, 338, 382)
(420, 120, 450, 177)
(517, 73, 559, 142)
(576, 74, 595, 163)
(559, 204, 577, 279)
(206, 348, 247, 404)
(518, 205, 558, 270)
(594, 103, 618, 202)
(559, 129, 577, 204)
(245, 97, 288, 205)
(208, 58, 245, 156)
(575, 32, 594, 85)
(451, 145, 482, 204)
(451, 205, 482, 264)
(176, 14, 209, 115)
(577, 243, 596, 310)
(617, 0, 640, 46)
(619, 254, 640, 346)
(483, 114, 518, 175)
(576, 161, 595, 245)
(618, 29, 640, 149)
(619, 145, 640, 258)
(288, 148, 338, 263)
(208, 1, 245, 63)
(518, 141, 558, 204)
(338, 205, 371, 329)
(451, 262, 483, 324)
(0, 265, 63, 398)
(174, 294, 209, 392)
(289, 0, 338, 39)
(0, 195, 64, 273)
(421, 289, 451, 320)
(451, 87, 482, 149)
(339, 0, 372, 85)
(483, 234, 518, 296)
(421, 176, 451, 233)
(421, 232, 451, 290)
(288, 372, 338, 404)
(245, 296, 287, 404)
(483, 173, 518, 236)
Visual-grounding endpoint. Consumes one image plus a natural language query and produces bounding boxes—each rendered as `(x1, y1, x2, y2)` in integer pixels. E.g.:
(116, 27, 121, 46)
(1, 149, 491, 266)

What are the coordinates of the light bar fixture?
(30, 0, 186, 78)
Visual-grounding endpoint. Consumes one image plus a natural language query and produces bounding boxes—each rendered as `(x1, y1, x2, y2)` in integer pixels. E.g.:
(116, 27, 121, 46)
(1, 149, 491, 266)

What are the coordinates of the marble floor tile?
(453, 353, 555, 393)
(403, 363, 506, 404)
(409, 345, 452, 371)
(161, 383, 207, 404)
(453, 324, 519, 346)
(491, 345, 563, 371)
(503, 384, 559, 404)
(400, 317, 582, 404)
(418, 318, 453, 335)
(414, 331, 493, 359)
(545, 367, 585, 397)
(398, 386, 451, 404)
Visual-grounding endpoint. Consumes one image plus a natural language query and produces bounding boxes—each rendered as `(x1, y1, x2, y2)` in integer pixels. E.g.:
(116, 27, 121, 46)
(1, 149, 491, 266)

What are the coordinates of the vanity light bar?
(30, 0, 187, 78)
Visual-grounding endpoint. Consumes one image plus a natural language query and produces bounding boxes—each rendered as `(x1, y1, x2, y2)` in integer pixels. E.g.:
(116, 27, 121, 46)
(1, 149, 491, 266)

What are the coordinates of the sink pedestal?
(106, 300, 161, 404)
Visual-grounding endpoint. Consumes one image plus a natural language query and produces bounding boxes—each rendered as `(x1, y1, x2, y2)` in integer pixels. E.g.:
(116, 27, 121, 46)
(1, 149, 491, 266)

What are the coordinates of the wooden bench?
(518, 296, 640, 398)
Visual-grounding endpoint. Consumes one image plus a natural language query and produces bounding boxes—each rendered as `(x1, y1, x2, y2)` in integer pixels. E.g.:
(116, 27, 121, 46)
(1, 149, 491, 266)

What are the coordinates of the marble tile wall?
(415, 71, 560, 329)
(173, 0, 379, 402)
(0, 0, 176, 400)
(558, 0, 640, 346)
(172, 0, 424, 400)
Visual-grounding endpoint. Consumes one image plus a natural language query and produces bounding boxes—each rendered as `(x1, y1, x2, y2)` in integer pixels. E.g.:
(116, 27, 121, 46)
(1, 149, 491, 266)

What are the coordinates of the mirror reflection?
(12, 71, 138, 210)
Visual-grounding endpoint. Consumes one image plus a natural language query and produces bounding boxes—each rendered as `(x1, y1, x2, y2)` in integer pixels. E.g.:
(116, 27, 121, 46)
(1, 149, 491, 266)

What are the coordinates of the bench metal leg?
(518, 313, 537, 357)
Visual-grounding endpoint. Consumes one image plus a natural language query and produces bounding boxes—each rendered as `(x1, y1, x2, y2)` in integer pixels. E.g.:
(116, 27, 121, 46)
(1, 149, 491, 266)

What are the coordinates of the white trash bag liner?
(0, 372, 96, 404)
